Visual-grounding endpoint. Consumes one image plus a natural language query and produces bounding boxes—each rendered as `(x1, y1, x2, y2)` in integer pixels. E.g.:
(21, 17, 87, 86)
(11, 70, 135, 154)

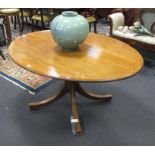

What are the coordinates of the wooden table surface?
(9, 30, 143, 82)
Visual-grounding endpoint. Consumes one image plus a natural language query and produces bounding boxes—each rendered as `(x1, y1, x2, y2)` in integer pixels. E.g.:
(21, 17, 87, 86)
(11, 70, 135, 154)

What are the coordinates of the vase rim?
(62, 11, 78, 17)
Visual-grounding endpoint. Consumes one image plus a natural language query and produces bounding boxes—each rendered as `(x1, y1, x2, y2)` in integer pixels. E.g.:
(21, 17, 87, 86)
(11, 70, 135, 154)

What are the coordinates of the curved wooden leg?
(3, 16, 12, 44)
(29, 83, 67, 110)
(70, 83, 82, 135)
(77, 83, 112, 101)
(17, 15, 22, 36)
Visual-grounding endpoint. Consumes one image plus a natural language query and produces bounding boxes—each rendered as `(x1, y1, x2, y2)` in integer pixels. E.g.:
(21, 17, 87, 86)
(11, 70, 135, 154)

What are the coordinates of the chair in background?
(81, 9, 97, 33)
(0, 20, 8, 60)
(19, 9, 32, 32)
(108, 8, 155, 51)
(86, 8, 123, 33)
(86, 16, 97, 33)
(0, 9, 22, 36)
(31, 8, 54, 31)
(0, 13, 12, 44)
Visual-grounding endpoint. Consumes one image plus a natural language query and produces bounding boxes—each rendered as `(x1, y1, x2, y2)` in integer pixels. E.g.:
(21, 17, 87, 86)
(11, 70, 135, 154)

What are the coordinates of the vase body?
(50, 11, 89, 51)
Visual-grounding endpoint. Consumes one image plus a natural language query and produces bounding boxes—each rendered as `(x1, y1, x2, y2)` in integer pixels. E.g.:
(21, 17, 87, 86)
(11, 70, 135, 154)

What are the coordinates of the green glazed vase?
(50, 11, 89, 51)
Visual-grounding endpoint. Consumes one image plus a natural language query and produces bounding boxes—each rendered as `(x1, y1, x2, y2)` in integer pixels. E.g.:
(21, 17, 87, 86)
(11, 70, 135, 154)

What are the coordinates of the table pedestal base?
(29, 81, 112, 135)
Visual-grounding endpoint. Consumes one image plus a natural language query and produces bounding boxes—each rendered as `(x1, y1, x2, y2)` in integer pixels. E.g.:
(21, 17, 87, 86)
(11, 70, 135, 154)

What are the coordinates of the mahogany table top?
(9, 31, 143, 82)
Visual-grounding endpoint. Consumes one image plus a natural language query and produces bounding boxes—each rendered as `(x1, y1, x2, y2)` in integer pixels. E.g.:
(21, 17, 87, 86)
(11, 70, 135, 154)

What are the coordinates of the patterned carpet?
(0, 18, 110, 94)
(0, 46, 52, 94)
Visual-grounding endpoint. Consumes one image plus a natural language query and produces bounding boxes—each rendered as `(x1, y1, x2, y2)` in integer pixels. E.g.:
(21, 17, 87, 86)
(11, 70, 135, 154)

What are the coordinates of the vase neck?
(62, 11, 78, 17)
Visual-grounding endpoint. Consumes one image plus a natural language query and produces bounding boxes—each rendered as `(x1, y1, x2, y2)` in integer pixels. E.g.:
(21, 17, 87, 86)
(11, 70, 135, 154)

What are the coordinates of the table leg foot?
(77, 83, 112, 101)
(29, 84, 66, 110)
(71, 116, 82, 135)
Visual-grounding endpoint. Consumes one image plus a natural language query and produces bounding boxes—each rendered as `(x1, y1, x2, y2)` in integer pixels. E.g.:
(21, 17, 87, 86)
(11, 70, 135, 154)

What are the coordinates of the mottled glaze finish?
(50, 11, 89, 51)
(9, 31, 143, 82)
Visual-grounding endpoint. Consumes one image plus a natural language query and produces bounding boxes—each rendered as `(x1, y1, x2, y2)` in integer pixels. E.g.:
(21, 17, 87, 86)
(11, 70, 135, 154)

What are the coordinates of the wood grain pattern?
(9, 30, 143, 82)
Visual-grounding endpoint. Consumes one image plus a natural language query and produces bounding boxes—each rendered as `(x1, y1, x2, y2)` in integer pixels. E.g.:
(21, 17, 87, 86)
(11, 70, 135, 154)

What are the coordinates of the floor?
(0, 19, 155, 146)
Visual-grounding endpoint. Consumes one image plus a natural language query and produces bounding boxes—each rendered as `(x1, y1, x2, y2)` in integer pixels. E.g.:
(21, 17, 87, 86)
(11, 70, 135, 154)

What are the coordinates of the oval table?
(9, 31, 143, 135)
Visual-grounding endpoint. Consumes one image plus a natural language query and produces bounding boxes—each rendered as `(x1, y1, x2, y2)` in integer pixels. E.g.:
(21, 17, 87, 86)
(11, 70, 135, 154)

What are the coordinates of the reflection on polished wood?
(8, 31, 143, 135)
(9, 31, 143, 82)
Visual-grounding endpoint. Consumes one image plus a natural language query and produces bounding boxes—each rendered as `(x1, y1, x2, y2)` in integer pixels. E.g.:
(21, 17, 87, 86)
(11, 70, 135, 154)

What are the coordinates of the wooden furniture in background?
(0, 21, 7, 59)
(9, 31, 143, 135)
(0, 14, 12, 44)
(81, 9, 97, 33)
(0, 9, 22, 36)
(31, 8, 53, 31)
(122, 8, 141, 26)
(108, 8, 155, 51)
(95, 8, 140, 25)
(19, 9, 32, 32)
(151, 22, 155, 33)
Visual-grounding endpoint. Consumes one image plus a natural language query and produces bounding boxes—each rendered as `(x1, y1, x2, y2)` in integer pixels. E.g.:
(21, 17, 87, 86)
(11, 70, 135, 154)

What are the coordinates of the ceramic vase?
(50, 11, 89, 51)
